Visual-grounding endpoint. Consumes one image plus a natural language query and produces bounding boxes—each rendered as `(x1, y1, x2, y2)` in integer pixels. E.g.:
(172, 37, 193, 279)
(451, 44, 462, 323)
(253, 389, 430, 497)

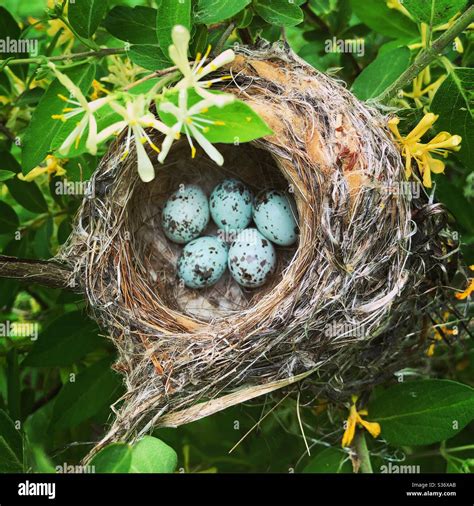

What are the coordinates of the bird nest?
(58, 44, 460, 456)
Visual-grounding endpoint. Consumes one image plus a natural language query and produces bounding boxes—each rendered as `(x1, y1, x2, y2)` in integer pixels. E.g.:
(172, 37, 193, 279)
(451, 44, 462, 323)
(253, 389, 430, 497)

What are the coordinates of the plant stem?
(373, 5, 474, 103)
(214, 22, 236, 56)
(354, 432, 373, 473)
(0, 47, 126, 67)
(0, 255, 77, 291)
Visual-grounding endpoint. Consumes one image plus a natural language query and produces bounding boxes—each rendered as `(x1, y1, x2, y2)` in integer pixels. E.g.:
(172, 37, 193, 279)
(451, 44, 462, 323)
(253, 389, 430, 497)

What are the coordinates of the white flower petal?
(189, 124, 224, 166)
(48, 62, 89, 110)
(158, 123, 182, 163)
(193, 88, 234, 108)
(95, 120, 128, 144)
(58, 115, 88, 155)
(85, 113, 98, 155)
(159, 101, 181, 118)
(199, 49, 235, 78)
(169, 25, 192, 77)
(134, 135, 155, 182)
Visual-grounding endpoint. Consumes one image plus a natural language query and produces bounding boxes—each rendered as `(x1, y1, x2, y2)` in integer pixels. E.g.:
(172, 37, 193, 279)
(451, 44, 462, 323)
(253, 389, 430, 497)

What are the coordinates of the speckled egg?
(228, 228, 276, 288)
(162, 185, 209, 244)
(210, 179, 253, 233)
(253, 190, 298, 246)
(177, 236, 228, 289)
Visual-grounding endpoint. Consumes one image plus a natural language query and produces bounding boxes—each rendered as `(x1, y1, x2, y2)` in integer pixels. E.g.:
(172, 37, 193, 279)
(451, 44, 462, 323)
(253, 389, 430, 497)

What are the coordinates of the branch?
(353, 432, 373, 473)
(374, 5, 474, 103)
(0, 47, 125, 68)
(0, 255, 79, 292)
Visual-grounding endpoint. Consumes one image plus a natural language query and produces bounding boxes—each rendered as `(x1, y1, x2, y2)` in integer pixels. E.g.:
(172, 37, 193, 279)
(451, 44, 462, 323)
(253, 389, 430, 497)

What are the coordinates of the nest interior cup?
(130, 140, 295, 321)
(60, 44, 457, 454)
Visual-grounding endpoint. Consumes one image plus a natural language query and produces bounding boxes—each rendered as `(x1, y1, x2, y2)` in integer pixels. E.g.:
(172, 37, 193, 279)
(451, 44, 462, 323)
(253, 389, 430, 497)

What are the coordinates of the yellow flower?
(101, 55, 142, 88)
(90, 79, 109, 100)
(426, 312, 458, 357)
(455, 265, 474, 300)
(29, 1, 74, 52)
(386, 0, 412, 18)
(18, 155, 66, 182)
(402, 70, 446, 109)
(341, 395, 381, 448)
(388, 113, 462, 188)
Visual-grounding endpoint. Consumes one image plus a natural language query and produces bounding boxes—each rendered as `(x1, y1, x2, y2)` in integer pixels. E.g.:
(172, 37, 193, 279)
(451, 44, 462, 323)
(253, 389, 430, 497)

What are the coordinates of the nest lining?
(129, 141, 296, 321)
(58, 43, 460, 455)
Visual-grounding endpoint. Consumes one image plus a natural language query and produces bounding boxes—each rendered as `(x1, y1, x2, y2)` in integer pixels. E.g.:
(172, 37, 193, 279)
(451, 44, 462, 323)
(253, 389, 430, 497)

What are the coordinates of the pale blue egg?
(177, 236, 228, 289)
(210, 179, 253, 233)
(228, 228, 276, 288)
(253, 190, 298, 246)
(162, 185, 209, 244)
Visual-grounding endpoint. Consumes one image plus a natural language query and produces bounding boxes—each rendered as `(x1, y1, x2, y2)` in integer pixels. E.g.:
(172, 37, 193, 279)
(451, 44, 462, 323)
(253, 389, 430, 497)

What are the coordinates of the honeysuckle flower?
(29, 1, 74, 52)
(388, 113, 462, 188)
(455, 265, 474, 300)
(386, 0, 412, 18)
(341, 395, 381, 448)
(48, 62, 111, 155)
(95, 95, 171, 182)
(18, 155, 66, 182)
(426, 312, 458, 357)
(169, 25, 235, 107)
(101, 55, 142, 88)
(90, 79, 109, 100)
(402, 70, 446, 109)
(158, 88, 231, 166)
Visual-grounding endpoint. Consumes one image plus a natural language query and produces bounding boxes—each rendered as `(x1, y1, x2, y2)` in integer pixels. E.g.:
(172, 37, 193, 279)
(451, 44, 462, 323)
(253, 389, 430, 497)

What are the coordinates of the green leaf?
(30, 446, 56, 473)
(370, 380, 474, 446)
(351, 46, 411, 100)
(303, 447, 352, 473)
(104, 6, 158, 44)
(0, 170, 15, 181)
(235, 8, 254, 29)
(68, 0, 108, 38)
(51, 358, 122, 429)
(190, 25, 209, 55)
(430, 67, 473, 169)
(0, 150, 21, 173)
(254, 0, 304, 27)
(435, 178, 474, 234)
(309, 0, 338, 16)
(5, 178, 48, 213)
(350, 0, 418, 40)
(195, 0, 251, 24)
(21, 64, 96, 173)
(129, 45, 170, 71)
(130, 436, 177, 473)
(403, 0, 467, 26)
(6, 349, 20, 422)
(0, 7, 28, 80)
(33, 216, 53, 258)
(57, 217, 72, 245)
(24, 312, 103, 367)
(0, 409, 23, 472)
(158, 89, 273, 144)
(89, 443, 132, 473)
(157, 0, 191, 52)
(0, 202, 19, 234)
(0, 70, 12, 95)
